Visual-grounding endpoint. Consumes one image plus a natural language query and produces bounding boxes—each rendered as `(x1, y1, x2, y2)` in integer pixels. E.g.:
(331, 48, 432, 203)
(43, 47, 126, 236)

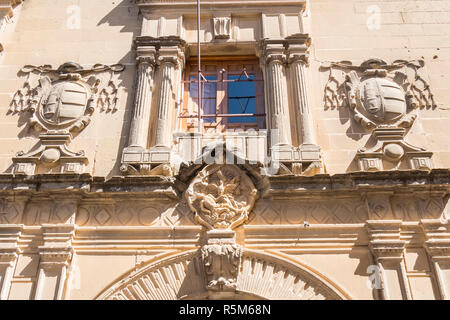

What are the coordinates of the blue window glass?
(227, 74, 256, 123)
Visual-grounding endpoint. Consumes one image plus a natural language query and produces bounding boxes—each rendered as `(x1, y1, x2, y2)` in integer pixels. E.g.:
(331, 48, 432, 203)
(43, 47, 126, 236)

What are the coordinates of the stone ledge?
(0, 169, 447, 199)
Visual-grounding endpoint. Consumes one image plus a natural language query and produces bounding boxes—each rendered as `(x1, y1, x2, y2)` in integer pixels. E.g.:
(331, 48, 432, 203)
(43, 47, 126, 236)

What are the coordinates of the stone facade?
(0, 0, 449, 300)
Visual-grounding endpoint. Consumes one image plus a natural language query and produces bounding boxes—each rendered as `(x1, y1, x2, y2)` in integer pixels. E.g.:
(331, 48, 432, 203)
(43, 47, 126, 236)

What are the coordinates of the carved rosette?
(185, 164, 258, 230)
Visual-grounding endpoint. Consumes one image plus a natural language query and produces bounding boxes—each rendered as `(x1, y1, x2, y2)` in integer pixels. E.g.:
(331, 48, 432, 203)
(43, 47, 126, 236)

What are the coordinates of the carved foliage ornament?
(185, 164, 258, 230)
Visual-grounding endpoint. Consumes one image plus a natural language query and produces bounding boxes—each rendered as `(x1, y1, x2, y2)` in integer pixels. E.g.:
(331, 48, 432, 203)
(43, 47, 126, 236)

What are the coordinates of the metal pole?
(197, 0, 202, 133)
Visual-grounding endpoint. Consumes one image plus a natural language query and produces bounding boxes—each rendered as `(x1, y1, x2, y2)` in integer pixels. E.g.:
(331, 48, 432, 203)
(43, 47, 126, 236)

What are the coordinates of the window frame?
(181, 56, 265, 133)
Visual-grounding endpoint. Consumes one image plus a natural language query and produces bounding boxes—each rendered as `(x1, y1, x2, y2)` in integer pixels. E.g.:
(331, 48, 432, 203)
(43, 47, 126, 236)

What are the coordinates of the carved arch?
(95, 249, 350, 300)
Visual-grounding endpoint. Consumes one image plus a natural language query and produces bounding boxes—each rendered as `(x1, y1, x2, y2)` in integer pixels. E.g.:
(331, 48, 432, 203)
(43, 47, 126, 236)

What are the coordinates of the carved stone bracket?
(321, 58, 435, 172)
(201, 230, 243, 298)
(357, 127, 433, 171)
(10, 62, 125, 175)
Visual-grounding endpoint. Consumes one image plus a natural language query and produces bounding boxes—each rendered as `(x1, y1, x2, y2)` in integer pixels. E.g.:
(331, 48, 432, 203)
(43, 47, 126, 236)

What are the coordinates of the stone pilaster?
(34, 224, 74, 300)
(286, 40, 321, 164)
(261, 40, 291, 148)
(0, 225, 22, 300)
(121, 37, 186, 175)
(367, 220, 412, 300)
(154, 47, 182, 148)
(127, 46, 157, 150)
(420, 219, 450, 300)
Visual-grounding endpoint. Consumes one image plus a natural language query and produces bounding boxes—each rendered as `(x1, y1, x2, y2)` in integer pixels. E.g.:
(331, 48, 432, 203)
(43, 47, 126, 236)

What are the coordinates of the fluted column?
(287, 44, 318, 147)
(127, 46, 157, 149)
(154, 47, 182, 148)
(262, 42, 291, 146)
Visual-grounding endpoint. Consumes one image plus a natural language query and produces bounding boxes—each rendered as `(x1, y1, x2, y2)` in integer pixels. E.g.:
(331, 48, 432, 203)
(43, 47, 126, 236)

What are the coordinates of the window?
(180, 57, 265, 133)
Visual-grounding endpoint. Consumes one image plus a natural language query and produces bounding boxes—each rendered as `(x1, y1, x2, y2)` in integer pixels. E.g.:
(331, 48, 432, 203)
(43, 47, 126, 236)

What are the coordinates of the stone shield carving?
(358, 77, 407, 125)
(41, 81, 90, 125)
(185, 164, 258, 230)
(10, 62, 125, 175)
(31, 75, 95, 133)
(322, 58, 435, 171)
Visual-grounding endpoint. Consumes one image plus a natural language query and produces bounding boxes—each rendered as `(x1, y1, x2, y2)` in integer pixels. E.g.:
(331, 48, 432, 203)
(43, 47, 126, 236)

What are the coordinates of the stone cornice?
(134, 36, 186, 51)
(0, 169, 448, 199)
(137, 0, 306, 10)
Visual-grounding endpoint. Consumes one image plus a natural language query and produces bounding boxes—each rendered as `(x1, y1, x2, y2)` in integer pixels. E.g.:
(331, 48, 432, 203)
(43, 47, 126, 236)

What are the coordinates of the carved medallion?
(185, 164, 258, 230)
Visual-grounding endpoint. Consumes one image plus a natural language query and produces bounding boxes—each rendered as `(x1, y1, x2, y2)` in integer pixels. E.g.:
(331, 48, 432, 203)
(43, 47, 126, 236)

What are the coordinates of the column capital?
(157, 46, 185, 69)
(0, 246, 20, 267)
(285, 35, 310, 66)
(367, 220, 405, 261)
(38, 224, 75, 268)
(136, 46, 157, 66)
(287, 45, 309, 65)
(260, 42, 286, 65)
(38, 247, 73, 268)
(420, 219, 450, 259)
